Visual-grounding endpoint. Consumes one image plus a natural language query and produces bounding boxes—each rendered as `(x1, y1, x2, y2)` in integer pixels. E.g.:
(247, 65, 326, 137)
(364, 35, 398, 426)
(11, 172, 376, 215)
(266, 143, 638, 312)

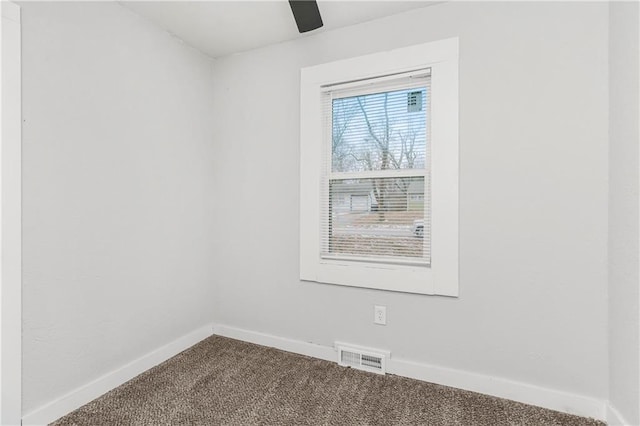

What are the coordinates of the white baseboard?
(22, 324, 214, 426)
(607, 403, 635, 426)
(388, 358, 605, 421)
(212, 324, 606, 422)
(212, 324, 336, 362)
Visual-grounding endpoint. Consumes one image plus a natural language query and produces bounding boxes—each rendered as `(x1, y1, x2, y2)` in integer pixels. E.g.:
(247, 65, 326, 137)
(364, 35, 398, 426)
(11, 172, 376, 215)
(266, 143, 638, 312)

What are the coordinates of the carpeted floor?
(52, 336, 605, 426)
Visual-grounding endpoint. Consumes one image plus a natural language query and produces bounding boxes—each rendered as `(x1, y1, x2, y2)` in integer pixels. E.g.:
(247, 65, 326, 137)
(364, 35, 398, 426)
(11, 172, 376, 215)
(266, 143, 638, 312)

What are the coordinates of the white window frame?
(300, 38, 459, 296)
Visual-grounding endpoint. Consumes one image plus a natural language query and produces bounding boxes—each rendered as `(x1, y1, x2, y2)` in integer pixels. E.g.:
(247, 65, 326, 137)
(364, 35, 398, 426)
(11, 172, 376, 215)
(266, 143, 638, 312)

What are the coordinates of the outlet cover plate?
(374, 305, 386, 325)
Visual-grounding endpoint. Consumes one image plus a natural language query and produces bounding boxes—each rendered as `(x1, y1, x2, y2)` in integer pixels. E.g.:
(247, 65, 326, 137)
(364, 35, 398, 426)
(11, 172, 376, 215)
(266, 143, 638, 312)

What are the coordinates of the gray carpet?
(52, 336, 604, 426)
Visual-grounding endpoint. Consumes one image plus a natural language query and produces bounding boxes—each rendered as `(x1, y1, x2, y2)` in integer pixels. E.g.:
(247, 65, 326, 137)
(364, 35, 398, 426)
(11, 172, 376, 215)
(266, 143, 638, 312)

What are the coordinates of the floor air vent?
(335, 343, 389, 375)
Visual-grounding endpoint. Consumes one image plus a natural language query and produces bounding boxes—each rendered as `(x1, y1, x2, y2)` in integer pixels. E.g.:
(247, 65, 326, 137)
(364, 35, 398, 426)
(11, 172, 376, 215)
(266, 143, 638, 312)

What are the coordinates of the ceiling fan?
(288, 0, 323, 33)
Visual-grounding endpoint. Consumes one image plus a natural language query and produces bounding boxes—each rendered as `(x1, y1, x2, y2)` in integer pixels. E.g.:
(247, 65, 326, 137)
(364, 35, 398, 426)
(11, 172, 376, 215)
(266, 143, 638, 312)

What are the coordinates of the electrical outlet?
(374, 305, 387, 325)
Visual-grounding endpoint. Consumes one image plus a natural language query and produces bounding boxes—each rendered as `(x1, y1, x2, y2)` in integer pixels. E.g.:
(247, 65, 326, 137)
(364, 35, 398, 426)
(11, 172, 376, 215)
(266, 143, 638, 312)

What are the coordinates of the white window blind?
(320, 69, 432, 266)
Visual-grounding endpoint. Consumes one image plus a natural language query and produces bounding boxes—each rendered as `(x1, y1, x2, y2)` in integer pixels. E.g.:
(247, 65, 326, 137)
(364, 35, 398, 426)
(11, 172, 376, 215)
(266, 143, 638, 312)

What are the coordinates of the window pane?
(332, 88, 427, 173)
(326, 177, 427, 260)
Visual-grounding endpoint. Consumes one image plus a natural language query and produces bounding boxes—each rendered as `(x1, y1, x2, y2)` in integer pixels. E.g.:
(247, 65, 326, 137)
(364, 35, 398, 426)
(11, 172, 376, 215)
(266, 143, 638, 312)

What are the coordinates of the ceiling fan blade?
(288, 0, 323, 33)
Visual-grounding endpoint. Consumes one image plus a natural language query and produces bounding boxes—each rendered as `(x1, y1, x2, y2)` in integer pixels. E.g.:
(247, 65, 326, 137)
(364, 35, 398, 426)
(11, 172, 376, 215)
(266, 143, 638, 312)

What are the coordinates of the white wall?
(608, 2, 640, 424)
(20, 2, 216, 414)
(211, 1, 609, 402)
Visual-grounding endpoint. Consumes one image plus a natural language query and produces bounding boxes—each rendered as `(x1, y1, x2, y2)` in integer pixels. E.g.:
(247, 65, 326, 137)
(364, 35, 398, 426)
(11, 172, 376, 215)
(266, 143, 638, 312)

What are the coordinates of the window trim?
(300, 38, 459, 296)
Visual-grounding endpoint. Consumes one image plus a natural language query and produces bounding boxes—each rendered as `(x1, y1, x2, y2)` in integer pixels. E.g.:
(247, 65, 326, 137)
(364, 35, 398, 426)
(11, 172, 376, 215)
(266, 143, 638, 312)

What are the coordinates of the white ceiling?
(121, 1, 438, 58)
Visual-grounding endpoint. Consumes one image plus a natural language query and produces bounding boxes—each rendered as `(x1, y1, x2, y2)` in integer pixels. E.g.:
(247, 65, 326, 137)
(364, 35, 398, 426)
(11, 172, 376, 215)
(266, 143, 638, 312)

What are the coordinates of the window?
(300, 38, 459, 296)
(322, 71, 431, 265)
